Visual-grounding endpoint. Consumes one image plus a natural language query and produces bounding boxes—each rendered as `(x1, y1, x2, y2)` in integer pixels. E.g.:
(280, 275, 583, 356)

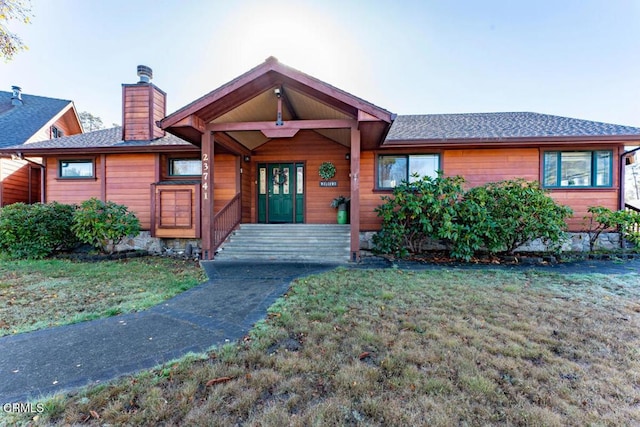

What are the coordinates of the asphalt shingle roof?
(10, 126, 193, 150)
(385, 112, 640, 142)
(0, 90, 73, 148)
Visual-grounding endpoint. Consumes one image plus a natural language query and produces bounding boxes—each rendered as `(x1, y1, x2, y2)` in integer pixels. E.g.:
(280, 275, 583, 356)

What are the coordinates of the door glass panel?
(259, 167, 266, 195)
(283, 168, 290, 195)
(272, 168, 279, 195)
(297, 166, 304, 194)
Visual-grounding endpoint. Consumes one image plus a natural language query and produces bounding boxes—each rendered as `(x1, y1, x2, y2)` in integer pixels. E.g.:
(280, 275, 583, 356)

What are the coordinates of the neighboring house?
(0, 87, 82, 205)
(2, 58, 639, 260)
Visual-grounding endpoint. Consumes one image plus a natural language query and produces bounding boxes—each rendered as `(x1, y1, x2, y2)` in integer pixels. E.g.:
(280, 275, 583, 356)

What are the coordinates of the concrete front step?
(215, 224, 351, 263)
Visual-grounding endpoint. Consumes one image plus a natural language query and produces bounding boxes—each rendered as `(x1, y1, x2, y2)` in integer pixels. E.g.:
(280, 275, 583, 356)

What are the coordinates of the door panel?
(258, 163, 304, 223)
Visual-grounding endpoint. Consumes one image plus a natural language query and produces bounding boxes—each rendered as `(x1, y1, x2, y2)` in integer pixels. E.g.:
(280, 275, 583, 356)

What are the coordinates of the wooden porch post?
(201, 131, 215, 259)
(350, 125, 361, 262)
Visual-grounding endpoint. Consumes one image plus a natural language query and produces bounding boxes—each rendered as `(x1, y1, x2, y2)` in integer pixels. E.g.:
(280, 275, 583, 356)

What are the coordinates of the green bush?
(584, 206, 640, 250)
(373, 173, 467, 258)
(373, 177, 573, 260)
(463, 179, 573, 255)
(72, 198, 140, 253)
(0, 202, 77, 259)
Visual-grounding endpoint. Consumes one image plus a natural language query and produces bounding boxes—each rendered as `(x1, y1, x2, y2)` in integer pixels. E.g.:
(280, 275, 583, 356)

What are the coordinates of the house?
(0, 87, 82, 206)
(2, 58, 639, 260)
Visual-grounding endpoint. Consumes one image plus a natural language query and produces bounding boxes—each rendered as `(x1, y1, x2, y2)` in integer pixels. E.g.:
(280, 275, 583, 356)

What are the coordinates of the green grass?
(0, 257, 206, 336)
(4, 268, 640, 426)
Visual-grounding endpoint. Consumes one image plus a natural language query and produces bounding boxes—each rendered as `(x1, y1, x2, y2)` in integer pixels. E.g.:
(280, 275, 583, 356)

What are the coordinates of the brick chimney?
(122, 65, 166, 140)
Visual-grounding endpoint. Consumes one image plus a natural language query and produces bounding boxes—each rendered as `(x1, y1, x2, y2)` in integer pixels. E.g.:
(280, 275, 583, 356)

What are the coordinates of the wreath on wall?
(318, 161, 336, 180)
(272, 169, 288, 186)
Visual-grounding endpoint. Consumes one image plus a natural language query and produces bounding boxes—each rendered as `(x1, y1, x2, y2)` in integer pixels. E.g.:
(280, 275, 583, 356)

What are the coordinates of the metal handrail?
(212, 193, 241, 253)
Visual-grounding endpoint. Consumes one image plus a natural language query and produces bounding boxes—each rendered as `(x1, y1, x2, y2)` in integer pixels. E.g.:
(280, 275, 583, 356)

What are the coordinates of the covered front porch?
(159, 57, 393, 260)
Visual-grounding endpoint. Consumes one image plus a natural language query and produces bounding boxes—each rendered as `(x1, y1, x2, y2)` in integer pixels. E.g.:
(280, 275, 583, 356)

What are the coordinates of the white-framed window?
(59, 159, 94, 178)
(169, 159, 202, 177)
(543, 151, 612, 188)
(377, 154, 440, 189)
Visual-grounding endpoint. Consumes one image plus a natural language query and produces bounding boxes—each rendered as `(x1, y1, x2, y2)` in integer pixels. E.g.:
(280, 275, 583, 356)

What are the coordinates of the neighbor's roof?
(2, 126, 194, 153)
(0, 90, 74, 148)
(385, 112, 640, 142)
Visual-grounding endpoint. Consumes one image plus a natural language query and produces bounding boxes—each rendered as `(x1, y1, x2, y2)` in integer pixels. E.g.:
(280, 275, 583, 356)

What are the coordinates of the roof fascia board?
(382, 135, 640, 148)
(0, 144, 200, 157)
(24, 101, 75, 144)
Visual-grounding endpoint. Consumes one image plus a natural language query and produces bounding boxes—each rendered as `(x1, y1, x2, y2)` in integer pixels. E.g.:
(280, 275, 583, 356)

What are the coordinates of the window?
(543, 151, 612, 188)
(169, 159, 202, 177)
(51, 126, 64, 138)
(59, 160, 94, 178)
(377, 154, 439, 188)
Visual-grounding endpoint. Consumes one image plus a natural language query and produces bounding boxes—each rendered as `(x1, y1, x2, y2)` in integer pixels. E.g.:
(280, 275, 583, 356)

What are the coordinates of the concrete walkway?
(0, 261, 338, 403)
(1, 257, 638, 403)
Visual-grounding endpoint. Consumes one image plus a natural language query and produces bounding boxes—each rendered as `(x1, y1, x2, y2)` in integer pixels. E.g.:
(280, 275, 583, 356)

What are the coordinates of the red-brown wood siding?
(444, 148, 540, 187)
(0, 159, 30, 205)
(359, 146, 622, 233)
(122, 84, 166, 141)
(104, 154, 155, 229)
(213, 153, 238, 214)
(241, 159, 252, 223)
(45, 156, 102, 204)
(251, 130, 350, 223)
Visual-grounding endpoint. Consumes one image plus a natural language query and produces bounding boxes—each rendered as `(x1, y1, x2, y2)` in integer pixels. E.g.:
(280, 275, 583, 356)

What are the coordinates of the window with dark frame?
(377, 154, 440, 189)
(59, 159, 94, 178)
(543, 150, 612, 188)
(51, 126, 64, 138)
(169, 158, 202, 177)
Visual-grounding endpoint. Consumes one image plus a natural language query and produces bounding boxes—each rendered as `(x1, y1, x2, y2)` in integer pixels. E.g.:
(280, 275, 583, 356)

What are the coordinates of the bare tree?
(78, 111, 104, 132)
(0, 0, 32, 61)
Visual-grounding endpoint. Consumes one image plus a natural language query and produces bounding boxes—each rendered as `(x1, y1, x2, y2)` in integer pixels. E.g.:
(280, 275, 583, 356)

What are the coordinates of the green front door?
(258, 163, 304, 223)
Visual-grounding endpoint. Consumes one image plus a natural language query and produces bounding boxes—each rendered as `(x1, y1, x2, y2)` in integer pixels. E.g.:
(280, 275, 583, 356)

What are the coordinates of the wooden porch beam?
(206, 119, 356, 132)
(201, 131, 214, 260)
(350, 125, 361, 262)
(213, 132, 252, 157)
(170, 114, 206, 133)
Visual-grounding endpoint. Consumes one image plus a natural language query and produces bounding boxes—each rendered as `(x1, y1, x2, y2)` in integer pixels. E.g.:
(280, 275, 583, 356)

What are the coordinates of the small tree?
(78, 111, 104, 132)
(584, 206, 640, 251)
(72, 198, 140, 253)
(0, 0, 32, 61)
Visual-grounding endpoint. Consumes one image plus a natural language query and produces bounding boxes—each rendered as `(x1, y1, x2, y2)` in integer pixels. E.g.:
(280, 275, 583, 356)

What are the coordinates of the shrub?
(463, 179, 573, 255)
(373, 173, 467, 257)
(0, 202, 77, 259)
(584, 206, 640, 251)
(373, 177, 573, 260)
(72, 198, 140, 253)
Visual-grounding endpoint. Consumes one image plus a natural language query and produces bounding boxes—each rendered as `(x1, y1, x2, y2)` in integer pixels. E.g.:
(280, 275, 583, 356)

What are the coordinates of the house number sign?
(202, 153, 209, 199)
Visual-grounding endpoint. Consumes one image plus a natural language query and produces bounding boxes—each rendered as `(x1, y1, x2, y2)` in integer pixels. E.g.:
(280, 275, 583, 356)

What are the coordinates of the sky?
(1, 0, 639, 128)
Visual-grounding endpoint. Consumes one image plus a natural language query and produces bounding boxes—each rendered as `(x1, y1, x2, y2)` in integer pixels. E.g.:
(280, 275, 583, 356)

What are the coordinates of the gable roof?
(0, 90, 75, 148)
(0, 126, 196, 155)
(385, 112, 640, 144)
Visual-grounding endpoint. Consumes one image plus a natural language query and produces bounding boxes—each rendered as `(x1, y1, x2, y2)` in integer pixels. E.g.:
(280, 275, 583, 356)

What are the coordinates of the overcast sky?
(1, 0, 639, 128)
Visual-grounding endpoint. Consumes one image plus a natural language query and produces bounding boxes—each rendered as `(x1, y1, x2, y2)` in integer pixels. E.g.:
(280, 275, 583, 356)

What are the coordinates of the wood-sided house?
(0, 87, 82, 206)
(2, 58, 639, 260)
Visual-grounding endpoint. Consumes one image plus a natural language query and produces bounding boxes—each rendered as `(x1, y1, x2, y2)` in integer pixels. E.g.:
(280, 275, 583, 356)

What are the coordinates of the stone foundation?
(359, 231, 623, 253)
(115, 232, 202, 258)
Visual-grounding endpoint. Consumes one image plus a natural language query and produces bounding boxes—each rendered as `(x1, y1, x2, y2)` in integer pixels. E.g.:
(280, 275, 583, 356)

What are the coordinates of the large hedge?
(0, 202, 77, 259)
(373, 175, 573, 260)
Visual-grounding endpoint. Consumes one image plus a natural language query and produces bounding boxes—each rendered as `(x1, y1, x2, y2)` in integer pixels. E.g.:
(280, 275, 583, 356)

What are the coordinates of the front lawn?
(0, 257, 206, 336)
(9, 268, 640, 426)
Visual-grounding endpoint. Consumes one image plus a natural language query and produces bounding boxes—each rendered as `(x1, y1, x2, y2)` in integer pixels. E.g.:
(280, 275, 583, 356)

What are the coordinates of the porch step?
(214, 224, 351, 263)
